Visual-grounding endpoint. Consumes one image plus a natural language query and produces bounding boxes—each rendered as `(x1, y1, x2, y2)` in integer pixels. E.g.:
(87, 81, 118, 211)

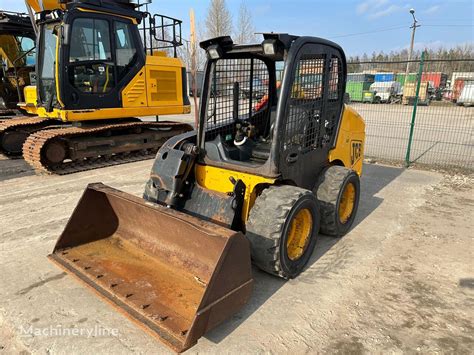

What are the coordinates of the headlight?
(207, 45, 223, 60)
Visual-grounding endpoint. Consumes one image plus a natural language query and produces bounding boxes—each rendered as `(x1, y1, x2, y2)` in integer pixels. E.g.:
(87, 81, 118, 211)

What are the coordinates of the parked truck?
(457, 80, 474, 107)
(365, 81, 401, 103)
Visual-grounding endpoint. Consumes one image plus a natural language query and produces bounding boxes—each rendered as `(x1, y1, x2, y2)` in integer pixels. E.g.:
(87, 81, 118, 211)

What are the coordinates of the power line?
(422, 24, 474, 27)
(329, 25, 407, 39)
(329, 22, 473, 39)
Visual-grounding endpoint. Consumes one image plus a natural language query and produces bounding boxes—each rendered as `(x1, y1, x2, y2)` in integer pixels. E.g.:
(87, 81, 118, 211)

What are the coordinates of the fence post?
(405, 51, 426, 167)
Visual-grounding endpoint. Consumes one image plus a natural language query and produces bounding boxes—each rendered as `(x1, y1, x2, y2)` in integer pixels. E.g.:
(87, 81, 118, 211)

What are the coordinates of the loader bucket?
(48, 183, 253, 352)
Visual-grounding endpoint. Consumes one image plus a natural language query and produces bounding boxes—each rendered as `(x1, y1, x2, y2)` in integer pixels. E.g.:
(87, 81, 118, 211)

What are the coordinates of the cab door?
(277, 42, 345, 189)
(60, 12, 144, 111)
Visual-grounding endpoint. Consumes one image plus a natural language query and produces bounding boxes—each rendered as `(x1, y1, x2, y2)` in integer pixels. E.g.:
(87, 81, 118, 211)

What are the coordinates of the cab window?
(114, 21, 137, 82)
(69, 18, 111, 62)
(68, 18, 114, 93)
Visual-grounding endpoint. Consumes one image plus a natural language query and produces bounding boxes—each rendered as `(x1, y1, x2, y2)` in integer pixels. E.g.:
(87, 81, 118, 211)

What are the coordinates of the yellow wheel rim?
(286, 208, 313, 261)
(339, 182, 356, 224)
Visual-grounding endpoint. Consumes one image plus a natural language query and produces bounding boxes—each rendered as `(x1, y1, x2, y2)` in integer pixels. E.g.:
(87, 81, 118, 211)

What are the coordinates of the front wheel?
(246, 185, 320, 279)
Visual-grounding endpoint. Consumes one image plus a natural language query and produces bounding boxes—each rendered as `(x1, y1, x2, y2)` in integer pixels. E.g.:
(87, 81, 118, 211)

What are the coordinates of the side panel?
(328, 105, 365, 175)
(144, 55, 188, 109)
(121, 68, 148, 107)
(194, 164, 276, 223)
(20, 85, 38, 114)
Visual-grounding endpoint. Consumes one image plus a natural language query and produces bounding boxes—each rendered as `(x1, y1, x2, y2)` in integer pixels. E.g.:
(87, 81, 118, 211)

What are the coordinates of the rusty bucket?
(48, 183, 253, 352)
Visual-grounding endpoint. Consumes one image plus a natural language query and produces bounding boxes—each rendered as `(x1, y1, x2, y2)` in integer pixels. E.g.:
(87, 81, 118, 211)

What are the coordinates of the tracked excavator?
(0, 0, 191, 173)
(0, 11, 36, 118)
(49, 34, 365, 351)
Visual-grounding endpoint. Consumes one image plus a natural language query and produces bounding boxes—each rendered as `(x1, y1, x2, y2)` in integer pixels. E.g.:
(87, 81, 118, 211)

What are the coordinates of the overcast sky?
(2, 0, 472, 56)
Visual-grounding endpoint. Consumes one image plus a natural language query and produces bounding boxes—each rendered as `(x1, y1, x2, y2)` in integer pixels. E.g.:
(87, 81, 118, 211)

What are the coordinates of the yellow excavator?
(49, 34, 365, 351)
(0, 11, 36, 118)
(0, 0, 191, 173)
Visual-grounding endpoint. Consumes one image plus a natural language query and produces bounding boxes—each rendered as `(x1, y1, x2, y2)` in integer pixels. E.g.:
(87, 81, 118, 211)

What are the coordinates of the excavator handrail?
(140, 12, 183, 58)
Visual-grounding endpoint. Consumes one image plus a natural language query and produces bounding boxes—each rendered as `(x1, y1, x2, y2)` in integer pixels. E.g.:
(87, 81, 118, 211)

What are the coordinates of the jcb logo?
(351, 141, 362, 165)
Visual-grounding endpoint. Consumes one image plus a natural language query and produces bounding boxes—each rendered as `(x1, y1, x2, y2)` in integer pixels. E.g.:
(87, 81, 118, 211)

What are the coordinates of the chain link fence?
(346, 56, 473, 171)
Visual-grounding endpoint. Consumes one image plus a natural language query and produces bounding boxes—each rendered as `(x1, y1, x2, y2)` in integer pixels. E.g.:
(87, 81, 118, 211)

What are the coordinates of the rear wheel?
(246, 185, 320, 279)
(316, 166, 360, 237)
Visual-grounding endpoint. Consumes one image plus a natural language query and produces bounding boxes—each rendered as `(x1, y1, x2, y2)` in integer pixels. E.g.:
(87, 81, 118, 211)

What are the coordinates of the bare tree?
(178, 22, 207, 71)
(234, 2, 256, 44)
(205, 0, 232, 38)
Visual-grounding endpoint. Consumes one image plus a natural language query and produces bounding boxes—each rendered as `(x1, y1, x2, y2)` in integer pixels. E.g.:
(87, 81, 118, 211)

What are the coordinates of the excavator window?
(68, 18, 114, 93)
(38, 22, 58, 106)
(114, 21, 137, 82)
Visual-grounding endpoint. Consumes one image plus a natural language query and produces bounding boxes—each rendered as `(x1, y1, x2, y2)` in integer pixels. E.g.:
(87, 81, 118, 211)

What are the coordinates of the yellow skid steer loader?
(49, 34, 365, 352)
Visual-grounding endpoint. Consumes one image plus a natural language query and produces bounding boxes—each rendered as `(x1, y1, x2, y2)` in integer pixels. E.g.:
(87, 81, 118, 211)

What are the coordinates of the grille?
(284, 54, 342, 153)
(206, 58, 270, 141)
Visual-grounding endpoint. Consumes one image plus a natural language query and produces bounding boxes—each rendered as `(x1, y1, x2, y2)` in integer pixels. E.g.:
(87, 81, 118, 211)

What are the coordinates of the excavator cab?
(30, 0, 190, 120)
(49, 34, 365, 352)
(0, 11, 36, 116)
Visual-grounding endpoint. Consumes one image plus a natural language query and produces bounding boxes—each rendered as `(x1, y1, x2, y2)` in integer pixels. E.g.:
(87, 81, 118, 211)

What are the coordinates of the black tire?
(316, 166, 360, 237)
(246, 185, 320, 279)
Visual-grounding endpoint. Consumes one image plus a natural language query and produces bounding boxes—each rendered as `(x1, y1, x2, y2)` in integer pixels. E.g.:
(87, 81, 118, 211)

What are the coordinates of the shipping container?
(451, 72, 474, 87)
(421, 72, 447, 89)
(395, 73, 417, 86)
(452, 78, 465, 102)
(457, 80, 474, 106)
(402, 82, 430, 105)
(345, 81, 372, 101)
(374, 72, 395, 82)
(347, 73, 375, 83)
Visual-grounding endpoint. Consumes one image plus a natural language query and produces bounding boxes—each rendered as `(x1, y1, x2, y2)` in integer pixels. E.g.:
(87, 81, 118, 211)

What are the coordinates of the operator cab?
(199, 34, 345, 183)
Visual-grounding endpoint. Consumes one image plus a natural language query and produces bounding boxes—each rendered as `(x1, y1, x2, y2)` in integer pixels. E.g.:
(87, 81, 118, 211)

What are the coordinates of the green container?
(396, 73, 417, 86)
(345, 81, 372, 102)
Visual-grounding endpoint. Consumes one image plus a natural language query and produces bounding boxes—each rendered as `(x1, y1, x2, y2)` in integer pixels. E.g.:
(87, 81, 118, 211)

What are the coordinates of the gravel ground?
(0, 158, 473, 354)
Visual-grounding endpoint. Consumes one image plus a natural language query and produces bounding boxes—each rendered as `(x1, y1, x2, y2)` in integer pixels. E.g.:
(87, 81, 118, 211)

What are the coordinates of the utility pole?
(190, 9, 199, 129)
(405, 8, 420, 80)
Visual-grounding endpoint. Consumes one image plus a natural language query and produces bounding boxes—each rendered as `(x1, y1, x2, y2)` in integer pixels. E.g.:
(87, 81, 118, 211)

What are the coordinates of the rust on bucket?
(49, 183, 253, 352)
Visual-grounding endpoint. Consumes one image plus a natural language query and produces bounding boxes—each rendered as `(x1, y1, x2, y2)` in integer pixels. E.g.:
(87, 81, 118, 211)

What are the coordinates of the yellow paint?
(338, 182, 355, 224)
(19, 85, 38, 114)
(54, 32, 65, 108)
(286, 208, 312, 260)
(76, 7, 138, 24)
(195, 164, 276, 223)
(34, 105, 191, 121)
(103, 65, 110, 93)
(0, 35, 21, 68)
(122, 68, 147, 107)
(26, 0, 66, 12)
(328, 104, 365, 175)
(145, 56, 185, 107)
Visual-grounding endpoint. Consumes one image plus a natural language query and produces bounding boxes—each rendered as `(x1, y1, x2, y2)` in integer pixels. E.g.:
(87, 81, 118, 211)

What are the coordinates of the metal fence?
(346, 56, 474, 171)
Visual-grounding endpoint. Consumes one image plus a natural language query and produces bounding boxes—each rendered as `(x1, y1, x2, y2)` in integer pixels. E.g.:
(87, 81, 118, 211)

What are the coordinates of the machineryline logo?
(19, 324, 119, 338)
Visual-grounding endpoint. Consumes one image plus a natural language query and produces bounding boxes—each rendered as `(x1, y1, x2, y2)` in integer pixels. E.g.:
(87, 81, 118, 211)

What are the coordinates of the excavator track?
(0, 109, 19, 118)
(0, 116, 57, 155)
(23, 121, 192, 175)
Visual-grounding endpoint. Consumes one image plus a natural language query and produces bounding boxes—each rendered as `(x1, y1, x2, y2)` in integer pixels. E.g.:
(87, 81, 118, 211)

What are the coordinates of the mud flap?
(48, 183, 253, 352)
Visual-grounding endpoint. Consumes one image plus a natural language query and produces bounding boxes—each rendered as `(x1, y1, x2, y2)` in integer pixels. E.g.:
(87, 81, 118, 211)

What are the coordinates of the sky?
(2, 0, 472, 56)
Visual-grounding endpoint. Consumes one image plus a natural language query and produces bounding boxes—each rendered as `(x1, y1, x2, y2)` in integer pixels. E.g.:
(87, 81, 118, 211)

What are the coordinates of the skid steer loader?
(49, 34, 365, 352)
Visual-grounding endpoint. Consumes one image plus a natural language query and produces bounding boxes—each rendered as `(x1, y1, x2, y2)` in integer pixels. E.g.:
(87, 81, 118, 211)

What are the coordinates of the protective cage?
(206, 57, 271, 139)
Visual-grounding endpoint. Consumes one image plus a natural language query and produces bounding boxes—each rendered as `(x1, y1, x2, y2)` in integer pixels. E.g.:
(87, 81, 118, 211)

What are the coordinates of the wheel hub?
(286, 208, 313, 261)
(339, 182, 356, 224)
